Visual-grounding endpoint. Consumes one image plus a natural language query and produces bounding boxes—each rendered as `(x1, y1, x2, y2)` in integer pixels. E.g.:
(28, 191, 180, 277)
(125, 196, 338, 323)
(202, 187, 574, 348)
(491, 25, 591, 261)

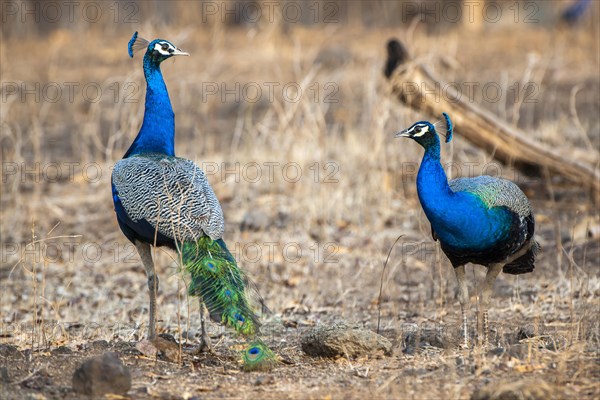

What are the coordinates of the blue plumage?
(113, 33, 187, 249)
(124, 43, 176, 157)
(396, 114, 539, 346)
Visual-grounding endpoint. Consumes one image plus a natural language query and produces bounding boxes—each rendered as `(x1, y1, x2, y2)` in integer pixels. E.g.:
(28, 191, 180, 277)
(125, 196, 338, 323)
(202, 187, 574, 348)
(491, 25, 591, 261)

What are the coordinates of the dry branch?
(385, 39, 600, 203)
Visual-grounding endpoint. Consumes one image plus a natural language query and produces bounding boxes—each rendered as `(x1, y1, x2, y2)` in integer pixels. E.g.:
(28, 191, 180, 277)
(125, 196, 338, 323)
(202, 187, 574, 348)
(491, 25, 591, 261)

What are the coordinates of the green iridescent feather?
(242, 339, 278, 372)
(182, 237, 261, 336)
(182, 237, 277, 370)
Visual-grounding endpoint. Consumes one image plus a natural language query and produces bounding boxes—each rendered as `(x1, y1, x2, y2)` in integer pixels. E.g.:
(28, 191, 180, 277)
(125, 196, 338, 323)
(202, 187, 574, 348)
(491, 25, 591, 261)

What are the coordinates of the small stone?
(136, 337, 180, 362)
(112, 341, 142, 356)
(517, 325, 536, 341)
(254, 375, 275, 386)
(486, 347, 505, 357)
(0, 344, 22, 358)
(85, 340, 110, 351)
(403, 328, 455, 353)
(274, 211, 290, 229)
(51, 346, 72, 355)
(301, 322, 392, 358)
(72, 352, 131, 396)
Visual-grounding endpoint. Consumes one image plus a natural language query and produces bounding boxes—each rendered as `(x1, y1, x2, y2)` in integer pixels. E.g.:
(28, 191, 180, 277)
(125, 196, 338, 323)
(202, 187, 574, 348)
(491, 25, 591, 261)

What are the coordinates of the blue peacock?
(396, 113, 540, 346)
(561, 0, 591, 24)
(111, 32, 276, 370)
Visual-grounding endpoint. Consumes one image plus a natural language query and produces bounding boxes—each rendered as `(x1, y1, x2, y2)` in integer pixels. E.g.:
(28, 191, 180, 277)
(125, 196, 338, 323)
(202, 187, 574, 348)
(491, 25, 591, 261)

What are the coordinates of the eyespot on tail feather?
(241, 340, 278, 372)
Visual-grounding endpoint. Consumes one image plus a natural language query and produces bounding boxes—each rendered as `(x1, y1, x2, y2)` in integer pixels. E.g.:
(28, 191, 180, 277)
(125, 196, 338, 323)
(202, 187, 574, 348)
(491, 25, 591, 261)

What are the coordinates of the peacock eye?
(161, 43, 169, 51)
(414, 126, 422, 133)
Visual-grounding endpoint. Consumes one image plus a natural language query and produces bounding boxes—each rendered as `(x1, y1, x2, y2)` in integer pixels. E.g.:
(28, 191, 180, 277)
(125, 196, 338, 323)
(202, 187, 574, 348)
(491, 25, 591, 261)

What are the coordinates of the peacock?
(561, 0, 591, 24)
(111, 32, 276, 370)
(395, 113, 539, 347)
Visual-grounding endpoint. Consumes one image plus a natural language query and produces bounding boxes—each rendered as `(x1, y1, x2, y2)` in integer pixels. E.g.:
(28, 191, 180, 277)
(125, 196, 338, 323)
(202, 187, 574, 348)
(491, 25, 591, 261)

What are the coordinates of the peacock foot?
(185, 339, 213, 355)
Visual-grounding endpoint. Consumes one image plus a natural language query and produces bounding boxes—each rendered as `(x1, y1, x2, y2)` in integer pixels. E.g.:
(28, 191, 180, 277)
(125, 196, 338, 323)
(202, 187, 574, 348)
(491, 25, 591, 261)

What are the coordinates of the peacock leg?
(135, 241, 158, 339)
(185, 300, 213, 354)
(479, 263, 503, 345)
(454, 265, 469, 348)
(198, 300, 213, 352)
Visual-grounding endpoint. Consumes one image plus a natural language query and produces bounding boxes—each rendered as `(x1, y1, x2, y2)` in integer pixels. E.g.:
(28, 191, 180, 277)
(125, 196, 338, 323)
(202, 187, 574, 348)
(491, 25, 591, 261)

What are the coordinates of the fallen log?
(385, 39, 600, 203)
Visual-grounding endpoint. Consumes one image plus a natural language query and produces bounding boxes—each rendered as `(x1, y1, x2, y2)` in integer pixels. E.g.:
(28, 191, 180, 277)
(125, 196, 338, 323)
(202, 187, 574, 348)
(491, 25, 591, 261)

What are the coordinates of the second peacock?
(395, 113, 540, 347)
(111, 32, 276, 370)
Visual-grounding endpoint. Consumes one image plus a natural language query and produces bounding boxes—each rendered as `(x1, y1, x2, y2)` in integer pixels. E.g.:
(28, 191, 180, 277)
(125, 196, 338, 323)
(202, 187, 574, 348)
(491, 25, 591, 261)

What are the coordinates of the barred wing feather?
(112, 153, 225, 242)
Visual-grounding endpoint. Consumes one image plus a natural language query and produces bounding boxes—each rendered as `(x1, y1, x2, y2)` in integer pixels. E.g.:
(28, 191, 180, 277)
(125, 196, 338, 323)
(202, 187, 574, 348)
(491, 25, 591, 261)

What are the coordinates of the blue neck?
(416, 138, 454, 216)
(124, 56, 175, 158)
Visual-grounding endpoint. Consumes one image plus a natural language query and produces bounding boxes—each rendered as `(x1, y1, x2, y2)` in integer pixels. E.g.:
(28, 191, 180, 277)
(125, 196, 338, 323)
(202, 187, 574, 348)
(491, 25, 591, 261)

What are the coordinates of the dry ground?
(1, 2, 599, 399)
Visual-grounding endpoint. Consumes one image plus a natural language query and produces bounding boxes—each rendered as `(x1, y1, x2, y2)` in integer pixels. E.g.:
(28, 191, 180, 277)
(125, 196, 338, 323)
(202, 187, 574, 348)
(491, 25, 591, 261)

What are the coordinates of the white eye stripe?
(412, 125, 429, 137)
(154, 42, 174, 55)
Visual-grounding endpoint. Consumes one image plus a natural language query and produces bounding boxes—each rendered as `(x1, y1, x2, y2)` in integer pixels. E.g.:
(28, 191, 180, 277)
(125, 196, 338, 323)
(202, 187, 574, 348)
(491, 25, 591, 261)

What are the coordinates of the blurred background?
(0, 0, 599, 396)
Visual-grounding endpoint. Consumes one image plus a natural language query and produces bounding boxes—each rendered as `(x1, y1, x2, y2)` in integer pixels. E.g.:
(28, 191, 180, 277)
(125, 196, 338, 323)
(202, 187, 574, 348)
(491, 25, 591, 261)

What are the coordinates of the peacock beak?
(172, 48, 189, 56)
(395, 129, 411, 138)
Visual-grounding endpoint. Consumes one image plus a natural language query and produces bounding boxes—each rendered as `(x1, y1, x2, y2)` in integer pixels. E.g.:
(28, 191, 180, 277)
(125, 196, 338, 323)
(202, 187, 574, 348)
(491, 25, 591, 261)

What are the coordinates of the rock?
(20, 369, 52, 390)
(135, 336, 180, 362)
(403, 327, 453, 354)
(72, 352, 131, 396)
(51, 346, 72, 355)
(240, 210, 270, 231)
(301, 322, 392, 358)
(254, 375, 275, 386)
(83, 340, 110, 351)
(111, 341, 142, 356)
(0, 344, 22, 358)
(274, 211, 290, 229)
(517, 325, 537, 341)
(471, 378, 569, 400)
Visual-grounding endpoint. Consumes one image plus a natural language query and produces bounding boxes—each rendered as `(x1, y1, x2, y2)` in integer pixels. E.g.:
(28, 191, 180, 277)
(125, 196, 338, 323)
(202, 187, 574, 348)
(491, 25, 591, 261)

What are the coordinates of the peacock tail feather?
(182, 237, 264, 337)
(182, 237, 278, 370)
(241, 338, 279, 372)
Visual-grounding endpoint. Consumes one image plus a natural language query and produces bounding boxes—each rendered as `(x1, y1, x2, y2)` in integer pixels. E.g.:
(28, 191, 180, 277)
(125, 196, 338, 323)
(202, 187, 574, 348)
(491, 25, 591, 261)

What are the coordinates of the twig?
(377, 234, 404, 334)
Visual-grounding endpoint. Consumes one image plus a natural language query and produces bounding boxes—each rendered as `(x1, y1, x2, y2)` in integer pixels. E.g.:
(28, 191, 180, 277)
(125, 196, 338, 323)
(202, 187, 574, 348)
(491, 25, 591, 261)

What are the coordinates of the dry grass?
(1, 1, 599, 399)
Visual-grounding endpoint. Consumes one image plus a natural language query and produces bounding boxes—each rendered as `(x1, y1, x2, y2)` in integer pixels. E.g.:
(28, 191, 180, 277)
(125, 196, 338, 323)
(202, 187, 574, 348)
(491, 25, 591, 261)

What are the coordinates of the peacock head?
(395, 112, 453, 148)
(128, 32, 189, 64)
